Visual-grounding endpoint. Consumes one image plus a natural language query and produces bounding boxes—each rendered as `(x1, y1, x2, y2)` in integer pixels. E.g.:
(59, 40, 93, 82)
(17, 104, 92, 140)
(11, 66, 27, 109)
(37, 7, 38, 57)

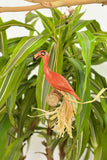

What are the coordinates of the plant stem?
(0, 4, 43, 12)
(59, 139, 67, 160)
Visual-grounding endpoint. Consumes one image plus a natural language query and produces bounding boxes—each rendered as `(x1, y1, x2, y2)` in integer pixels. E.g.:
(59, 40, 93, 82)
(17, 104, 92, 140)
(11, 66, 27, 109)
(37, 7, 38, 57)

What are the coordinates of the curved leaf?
(86, 20, 102, 33)
(1, 132, 31, 160)
(7, 37, 23, 55)
(0, 20, 34, 31)
(80, 120, 89, 157)
(77, 30, 95, 75)
(0, 18, 8, 56)
(71, 20, 92, 33)
(102, 127, 107, 160)
(0, 114, 11, 159)
(1, 34, 50, 77)
(25, 11, 38, 23)
(0, 62, 25, 106)
(94, 32, 107, 43)
(0, 56, 8, 71)
(36, 11, 53, 33)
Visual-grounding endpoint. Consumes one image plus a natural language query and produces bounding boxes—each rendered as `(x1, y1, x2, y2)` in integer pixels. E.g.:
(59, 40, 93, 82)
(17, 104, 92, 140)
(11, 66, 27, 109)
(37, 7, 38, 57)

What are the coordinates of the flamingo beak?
(33, 53, 39, 61)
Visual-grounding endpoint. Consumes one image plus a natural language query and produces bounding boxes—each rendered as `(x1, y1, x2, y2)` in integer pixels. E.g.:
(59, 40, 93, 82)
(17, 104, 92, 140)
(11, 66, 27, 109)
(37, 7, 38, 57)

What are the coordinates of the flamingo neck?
(43, 54, 50, 74)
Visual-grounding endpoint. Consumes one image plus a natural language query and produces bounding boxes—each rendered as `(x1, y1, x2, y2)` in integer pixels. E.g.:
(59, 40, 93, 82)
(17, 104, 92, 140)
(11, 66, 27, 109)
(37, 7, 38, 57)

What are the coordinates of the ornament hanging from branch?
(33, 50, 80, 137)
(31, 50, 107, 138)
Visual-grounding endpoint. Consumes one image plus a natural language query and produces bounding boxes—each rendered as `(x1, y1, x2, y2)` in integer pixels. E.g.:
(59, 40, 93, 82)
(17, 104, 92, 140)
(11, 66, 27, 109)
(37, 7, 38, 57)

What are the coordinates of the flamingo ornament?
(33, 50, 80, 100)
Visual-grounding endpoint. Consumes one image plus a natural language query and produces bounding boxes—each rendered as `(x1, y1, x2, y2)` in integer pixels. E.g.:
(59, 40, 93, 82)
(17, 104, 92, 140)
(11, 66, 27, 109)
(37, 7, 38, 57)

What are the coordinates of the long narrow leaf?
(1, 34, 50, 77)
(0, 62, 25, 106)
(0, 114, 11, 159)
(18, 87, 36, 136)
(1, 132, 32, 160)
(0, 18, 8, 56)
(36, 11, 53, 33)
(86, 20, 101, 33)
(25, 11, 38, 23)
(77, 30, 95, 75)
(7, 62, 25, 126)
(102, 127, 107, 160)
(0, 20, 34, 31)
(7, 37, 23, 55)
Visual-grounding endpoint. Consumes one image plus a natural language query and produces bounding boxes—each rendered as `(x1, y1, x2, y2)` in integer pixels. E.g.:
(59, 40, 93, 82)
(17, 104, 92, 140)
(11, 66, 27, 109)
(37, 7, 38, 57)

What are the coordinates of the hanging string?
(57, 88, 107, 104)
(28, 87, 107, 118)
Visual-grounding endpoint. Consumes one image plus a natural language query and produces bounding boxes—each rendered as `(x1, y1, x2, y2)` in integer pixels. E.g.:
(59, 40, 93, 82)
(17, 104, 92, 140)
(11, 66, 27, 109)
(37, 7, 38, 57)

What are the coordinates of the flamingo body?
(33, 50, 80, 100)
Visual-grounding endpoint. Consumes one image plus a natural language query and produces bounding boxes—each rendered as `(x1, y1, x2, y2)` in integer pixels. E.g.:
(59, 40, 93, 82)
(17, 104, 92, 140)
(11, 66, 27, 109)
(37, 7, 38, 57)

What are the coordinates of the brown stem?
(19, 156, 26, 160)
(0, 4, 43, 13)
(30, 118, 39, 131)
(0, 0, 107, 12)
(25, 0, 57, 2)
(41, 0, 107, 8)
(41, 127, 54, 160)
(59, 139, 67, 160)
(46, 148, 54, 160)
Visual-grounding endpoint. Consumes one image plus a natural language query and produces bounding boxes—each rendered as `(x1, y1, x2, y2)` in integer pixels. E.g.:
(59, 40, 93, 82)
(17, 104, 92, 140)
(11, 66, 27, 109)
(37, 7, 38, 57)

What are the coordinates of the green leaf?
(77, 80, 91, 135)
(94, 32, 107, 43)
(70, 60, 91, 135)
(84, 147, 91, 160)
(0, 18, 8, 56)
(0, 20, 34, 31)
(76, 133, 83, 160)
(102, 127, 107, 160)
(80, 120, 89, 157)
(101, 98, 107, 114)
(29, 20, 39, 36)
(94, 145, 102, 160)
(0, 56, 8, 71)
(1, 34, 50, 77)
(71, 20, 92, 34)
(7, 62, 25, 126)
(18, 87, 36, 136)
(7, 90, 17, 127)
(92, 102, 104, 128)
(51, 8, 62, 22)
(25, 11, 38, 23)
(62, 11, 85, 44)
(0, 62, 25, 106)
(67, 58, 85, 98)
(36, 11, 53, 33)
(89, 114, 99, 149)
(86, 20, 102, 33)
(77, 30, 95, 75)
(0, 114, 11, 159)
(1, 132, 31, 160)
(56, 35, 63, 74)
(7, 37, 23, 55)
(51, 138, 61, 154)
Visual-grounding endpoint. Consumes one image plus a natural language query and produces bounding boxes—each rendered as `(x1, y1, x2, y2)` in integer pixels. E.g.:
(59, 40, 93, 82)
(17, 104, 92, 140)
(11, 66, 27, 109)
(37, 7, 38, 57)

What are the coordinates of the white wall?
(0, 1, 107, 159)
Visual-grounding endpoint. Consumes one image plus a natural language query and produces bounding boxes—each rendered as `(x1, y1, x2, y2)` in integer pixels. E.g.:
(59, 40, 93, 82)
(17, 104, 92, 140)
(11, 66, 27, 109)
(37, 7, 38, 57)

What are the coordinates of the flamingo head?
(33, 50, 48, 61)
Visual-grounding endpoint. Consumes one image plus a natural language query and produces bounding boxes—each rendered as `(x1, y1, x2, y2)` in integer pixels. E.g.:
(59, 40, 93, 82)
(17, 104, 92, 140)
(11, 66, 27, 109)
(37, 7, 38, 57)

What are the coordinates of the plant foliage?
(0, 6, 107, 160)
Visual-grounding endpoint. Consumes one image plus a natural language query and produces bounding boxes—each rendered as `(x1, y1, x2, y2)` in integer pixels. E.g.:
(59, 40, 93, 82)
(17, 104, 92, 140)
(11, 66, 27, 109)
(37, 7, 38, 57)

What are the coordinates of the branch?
(0, 4, 43, 12)
(41, 0, 107, 8)
(0, 0, 107, 12)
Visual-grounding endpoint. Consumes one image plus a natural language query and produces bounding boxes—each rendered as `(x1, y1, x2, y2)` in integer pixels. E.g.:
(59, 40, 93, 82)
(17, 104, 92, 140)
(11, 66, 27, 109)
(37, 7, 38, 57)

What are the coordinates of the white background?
(0, 1, 107, 160)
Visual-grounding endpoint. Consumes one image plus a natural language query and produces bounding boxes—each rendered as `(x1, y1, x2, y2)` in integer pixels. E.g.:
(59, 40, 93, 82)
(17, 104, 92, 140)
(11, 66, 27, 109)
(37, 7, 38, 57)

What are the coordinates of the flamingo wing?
(46, 71, 74, 92)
